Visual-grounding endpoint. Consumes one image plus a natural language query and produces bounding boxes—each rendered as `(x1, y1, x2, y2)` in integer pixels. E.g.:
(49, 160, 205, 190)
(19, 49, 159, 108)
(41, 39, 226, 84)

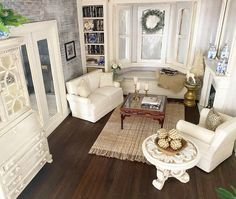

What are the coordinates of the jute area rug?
(89, 102, 185, 163)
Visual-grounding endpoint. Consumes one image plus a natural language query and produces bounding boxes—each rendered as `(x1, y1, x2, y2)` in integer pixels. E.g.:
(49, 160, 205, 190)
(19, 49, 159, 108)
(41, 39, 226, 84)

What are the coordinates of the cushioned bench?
(118, 67, 186, 99)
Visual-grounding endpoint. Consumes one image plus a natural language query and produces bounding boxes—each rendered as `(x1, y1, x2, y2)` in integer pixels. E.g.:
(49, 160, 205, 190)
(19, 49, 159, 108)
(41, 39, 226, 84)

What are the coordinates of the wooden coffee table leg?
(121, 114, 125, 129)
(161, 119, 164, 128)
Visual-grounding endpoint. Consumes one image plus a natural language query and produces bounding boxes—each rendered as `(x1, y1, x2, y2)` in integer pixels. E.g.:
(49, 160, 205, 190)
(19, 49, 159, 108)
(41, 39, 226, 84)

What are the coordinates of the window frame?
(137, 4, 170, 63)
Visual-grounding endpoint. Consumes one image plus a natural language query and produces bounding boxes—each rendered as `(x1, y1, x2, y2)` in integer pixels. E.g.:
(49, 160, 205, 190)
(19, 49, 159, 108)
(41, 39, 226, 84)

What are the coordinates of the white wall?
(223, 30, 236, 116)
(195, 0, 222, 54)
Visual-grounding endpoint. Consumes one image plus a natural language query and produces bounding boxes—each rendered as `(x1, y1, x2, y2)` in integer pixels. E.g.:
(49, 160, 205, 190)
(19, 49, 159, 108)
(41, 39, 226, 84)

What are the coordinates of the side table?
(142, 134, 200, 190)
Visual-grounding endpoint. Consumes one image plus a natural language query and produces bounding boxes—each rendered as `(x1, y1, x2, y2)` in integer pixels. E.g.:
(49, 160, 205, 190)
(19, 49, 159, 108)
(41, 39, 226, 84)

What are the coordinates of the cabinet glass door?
(37, 39, 58, 117)
(21, 45, 39, 112)
(30, 30, 62, 126)
(0, 50, 29, 118)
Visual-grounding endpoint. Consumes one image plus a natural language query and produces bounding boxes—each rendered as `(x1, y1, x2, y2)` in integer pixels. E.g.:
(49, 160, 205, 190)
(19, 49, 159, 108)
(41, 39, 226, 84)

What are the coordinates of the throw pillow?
(99, 73, 113, 87)
(205, 108, 223, 131)
(76, 79, 91, 97)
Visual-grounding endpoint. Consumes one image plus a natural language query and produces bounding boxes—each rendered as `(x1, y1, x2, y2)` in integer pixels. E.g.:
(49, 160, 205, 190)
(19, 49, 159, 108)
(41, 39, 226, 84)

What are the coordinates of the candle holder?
(133, 84, 140, 101)
(144, 89, 149, 96)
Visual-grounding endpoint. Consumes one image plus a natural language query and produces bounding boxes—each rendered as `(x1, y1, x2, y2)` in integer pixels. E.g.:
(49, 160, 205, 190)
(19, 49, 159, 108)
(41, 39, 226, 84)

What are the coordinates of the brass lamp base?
(184, 82, 200, 107)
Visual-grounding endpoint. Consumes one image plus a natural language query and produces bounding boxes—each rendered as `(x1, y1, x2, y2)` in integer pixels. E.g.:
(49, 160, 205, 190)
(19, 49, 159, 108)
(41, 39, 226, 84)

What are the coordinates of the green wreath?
(141, 9, 165, 34)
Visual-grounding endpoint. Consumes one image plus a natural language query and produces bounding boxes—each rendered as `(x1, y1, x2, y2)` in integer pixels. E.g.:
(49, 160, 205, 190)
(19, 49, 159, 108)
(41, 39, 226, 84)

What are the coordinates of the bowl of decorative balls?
(154, 128, 187, 156)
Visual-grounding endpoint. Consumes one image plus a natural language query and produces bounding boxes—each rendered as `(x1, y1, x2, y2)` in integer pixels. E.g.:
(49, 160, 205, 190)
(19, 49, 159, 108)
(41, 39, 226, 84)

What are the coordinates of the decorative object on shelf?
(216, 59, 227, 76)
(86, 57, 97, 65)
(111, 63, 121, 80)
(220, 43, 230, 60)
(155, 128, 186, 155)
(0, 3, 28, 39)
(98, 56, 105, 66)
(88, 33, 97, 43)
(141, 9, 165, 34)
(84, 19, 94, 31)
(186, 71, 196, 85)
(207, 43, 217, 59)
(144, 82, 149, 96)
(64, 41, 76, 61)
(215, 43, 230, 76)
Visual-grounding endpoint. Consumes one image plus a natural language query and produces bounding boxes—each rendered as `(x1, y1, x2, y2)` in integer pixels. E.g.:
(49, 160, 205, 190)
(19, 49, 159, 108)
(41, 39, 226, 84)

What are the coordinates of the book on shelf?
(83, 6, 103, 18)
(86, 45, 104, 55)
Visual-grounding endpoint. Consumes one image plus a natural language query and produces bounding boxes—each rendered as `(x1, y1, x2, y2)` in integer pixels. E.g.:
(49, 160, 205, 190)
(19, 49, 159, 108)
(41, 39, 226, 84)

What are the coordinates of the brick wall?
(1, 0, 83, 81)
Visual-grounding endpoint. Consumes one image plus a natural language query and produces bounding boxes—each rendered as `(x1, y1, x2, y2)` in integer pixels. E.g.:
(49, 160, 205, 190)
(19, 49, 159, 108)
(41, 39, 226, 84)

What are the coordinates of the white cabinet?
(0, 38, 52, 199)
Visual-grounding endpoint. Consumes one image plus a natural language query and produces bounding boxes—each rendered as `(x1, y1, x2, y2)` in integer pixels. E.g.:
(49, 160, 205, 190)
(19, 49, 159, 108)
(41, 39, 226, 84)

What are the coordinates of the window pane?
(37, 39, 58, 117)
(142, 36, 162, 60)
(119, 9, 130, 35)
(177, 38, 187, 64)
(119, 37, 129, 60)
(179, 9, 190, 36)
(21, 45, 38, 112)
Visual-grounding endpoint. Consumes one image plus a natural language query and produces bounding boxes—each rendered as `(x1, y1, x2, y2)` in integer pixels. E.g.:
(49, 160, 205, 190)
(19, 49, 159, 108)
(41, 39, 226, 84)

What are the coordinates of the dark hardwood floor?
(19, 103, 236, 199)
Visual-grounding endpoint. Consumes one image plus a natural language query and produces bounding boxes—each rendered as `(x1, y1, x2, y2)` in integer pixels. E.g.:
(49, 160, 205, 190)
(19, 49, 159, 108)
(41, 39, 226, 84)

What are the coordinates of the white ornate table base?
(152, 167, 190, 190)
(142, 134, 200, 190)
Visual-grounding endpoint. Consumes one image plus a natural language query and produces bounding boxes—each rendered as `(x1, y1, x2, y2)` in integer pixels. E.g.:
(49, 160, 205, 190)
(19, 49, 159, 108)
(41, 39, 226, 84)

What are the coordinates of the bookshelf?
(78, 1, 108, 73)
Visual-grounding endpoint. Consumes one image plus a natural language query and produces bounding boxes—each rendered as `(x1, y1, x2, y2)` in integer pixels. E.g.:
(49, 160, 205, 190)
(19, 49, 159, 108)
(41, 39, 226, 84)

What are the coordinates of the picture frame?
(65, 41, 76, 61)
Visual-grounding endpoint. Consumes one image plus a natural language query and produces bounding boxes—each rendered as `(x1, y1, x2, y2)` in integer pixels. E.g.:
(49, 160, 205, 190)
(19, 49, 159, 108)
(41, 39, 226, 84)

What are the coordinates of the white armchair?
(176, 108, 236, 173)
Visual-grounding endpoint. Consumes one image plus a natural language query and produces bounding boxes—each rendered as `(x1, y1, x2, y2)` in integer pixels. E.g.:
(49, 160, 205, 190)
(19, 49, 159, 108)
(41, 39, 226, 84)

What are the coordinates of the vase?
(113, 70, 118, 80)
(0, 30, 10, 40)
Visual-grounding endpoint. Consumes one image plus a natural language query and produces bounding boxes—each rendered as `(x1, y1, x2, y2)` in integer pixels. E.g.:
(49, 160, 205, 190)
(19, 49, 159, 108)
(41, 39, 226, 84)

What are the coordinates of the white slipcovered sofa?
(176, 108, 236, 173)
(66, 69, 123, 123)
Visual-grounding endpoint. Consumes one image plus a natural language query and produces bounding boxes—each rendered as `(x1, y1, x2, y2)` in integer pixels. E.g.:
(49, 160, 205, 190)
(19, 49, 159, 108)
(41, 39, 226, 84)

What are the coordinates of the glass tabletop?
(122, 93, 167, 112)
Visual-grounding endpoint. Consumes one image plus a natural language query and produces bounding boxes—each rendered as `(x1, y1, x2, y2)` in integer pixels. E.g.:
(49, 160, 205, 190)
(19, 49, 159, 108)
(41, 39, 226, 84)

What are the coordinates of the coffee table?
(120, 93, 167, 129)
(142, 134, 200, 190)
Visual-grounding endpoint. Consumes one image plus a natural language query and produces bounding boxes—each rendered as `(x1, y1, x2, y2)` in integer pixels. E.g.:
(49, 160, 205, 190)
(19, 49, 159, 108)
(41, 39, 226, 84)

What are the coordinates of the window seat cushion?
(157, 71, 186, 93)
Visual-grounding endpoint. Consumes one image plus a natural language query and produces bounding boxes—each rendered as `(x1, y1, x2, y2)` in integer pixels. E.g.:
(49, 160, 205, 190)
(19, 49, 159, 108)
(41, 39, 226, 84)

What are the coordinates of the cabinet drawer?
(0, 113, 43, 166)
(9, 154, 49, 199)
(0, 131, 45, 177)
(2, 138, 49, 193)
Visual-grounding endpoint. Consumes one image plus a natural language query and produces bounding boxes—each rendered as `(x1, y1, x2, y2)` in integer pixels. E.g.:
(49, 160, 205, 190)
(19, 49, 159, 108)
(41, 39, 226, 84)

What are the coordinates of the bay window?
(115, 2, 194, 69)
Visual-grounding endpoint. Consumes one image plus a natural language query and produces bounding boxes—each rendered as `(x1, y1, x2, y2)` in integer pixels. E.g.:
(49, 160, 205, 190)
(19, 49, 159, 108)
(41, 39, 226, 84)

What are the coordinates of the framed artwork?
(65, 41, 76, 61)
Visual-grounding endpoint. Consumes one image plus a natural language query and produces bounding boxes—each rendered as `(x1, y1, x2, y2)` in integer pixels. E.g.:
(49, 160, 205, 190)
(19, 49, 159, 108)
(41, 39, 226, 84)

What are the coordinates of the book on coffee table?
(141, 96, 162, 109)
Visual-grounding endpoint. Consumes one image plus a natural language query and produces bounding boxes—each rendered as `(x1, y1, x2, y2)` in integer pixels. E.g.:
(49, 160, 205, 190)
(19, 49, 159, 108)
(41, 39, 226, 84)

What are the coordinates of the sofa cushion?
(206, 108, 223, 131)
(87, 70, 102, 92)
(94, 87, 123, 101)
(66, 69, 102, 95)
(76, 79, 91, 97)
(99, 73, 113, 87)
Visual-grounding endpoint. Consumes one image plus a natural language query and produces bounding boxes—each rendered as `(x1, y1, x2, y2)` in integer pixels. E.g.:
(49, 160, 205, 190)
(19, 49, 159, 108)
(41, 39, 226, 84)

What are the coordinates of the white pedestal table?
(142, 134, 200, 190)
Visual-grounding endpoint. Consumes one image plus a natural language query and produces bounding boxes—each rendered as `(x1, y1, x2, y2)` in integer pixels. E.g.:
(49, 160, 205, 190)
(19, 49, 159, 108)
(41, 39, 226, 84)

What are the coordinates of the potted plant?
(0, 3, 28, 39)
(216, 186, 236, 199)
